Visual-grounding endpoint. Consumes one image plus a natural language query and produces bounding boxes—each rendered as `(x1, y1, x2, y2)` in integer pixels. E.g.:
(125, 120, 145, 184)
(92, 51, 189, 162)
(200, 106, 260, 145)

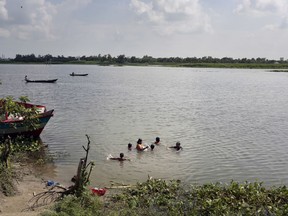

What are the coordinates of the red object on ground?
(91, 188, 106, 196)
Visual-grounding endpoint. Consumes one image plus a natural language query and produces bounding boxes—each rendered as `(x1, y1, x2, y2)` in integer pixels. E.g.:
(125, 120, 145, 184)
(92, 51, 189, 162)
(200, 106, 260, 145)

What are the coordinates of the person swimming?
(154, 137, 160, 144)
(169, 142, 183, 151)
(109, 153, 130, 161)
(128, 143, 132, 150)
(136, 138, 149, 151)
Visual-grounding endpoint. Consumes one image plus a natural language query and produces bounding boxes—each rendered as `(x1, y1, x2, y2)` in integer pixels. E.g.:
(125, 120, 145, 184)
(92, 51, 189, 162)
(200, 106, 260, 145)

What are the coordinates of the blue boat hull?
(0, 109, 54, 138)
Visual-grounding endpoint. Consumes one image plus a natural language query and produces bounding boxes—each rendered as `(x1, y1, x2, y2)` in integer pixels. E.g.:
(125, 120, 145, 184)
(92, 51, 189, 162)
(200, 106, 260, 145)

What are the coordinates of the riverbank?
(3, 162, 288, 215)
(2, 60, 288, 69)
(0, 167, 46, 216)
(0, 176, 47, 216)
(0, 164, 53, 216)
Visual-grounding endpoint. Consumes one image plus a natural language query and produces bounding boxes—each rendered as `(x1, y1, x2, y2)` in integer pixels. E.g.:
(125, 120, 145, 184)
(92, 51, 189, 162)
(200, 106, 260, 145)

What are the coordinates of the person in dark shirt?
(128, 143, 132, 150)
(110, 153, 130, 161)
(169, 142, 183, 151)
(154, 137, 160, 144)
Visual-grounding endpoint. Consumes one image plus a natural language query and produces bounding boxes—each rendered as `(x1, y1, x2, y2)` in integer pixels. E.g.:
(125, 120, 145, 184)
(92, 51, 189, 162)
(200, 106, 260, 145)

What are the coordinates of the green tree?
(116, 54, 126, 64)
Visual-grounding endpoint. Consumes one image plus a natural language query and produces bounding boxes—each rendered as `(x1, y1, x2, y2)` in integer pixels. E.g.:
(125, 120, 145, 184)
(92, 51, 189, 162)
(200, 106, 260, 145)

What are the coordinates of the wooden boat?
(70, 72, 88, 76)
(0, 101, 54, 137)
(25, 76, 58, 83)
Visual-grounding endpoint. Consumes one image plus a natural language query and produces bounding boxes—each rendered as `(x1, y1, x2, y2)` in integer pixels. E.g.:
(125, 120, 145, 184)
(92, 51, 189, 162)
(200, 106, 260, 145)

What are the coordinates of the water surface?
(1, 64, 288, 187)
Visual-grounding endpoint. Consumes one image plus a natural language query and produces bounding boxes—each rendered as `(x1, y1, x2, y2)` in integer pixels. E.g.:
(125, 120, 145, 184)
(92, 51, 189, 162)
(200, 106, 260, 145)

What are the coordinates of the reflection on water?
(1, 65, 288, 187)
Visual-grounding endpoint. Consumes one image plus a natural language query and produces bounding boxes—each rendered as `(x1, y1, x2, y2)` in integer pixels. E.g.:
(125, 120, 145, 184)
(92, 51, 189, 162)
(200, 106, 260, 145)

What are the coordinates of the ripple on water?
(1, 65, 288, 186)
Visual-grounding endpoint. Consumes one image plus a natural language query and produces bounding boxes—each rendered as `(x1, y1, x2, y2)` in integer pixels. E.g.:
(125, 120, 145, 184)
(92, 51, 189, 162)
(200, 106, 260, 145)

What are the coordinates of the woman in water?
(136, 138, 149, 151)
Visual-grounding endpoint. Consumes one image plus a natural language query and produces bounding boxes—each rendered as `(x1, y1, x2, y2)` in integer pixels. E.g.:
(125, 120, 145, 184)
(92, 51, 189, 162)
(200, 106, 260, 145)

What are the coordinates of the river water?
(1, 64, 288, 187)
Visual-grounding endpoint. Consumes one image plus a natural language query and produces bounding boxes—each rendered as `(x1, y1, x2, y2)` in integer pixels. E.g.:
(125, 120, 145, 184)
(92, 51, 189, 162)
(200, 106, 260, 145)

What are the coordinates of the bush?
(42, 191, 102, 216)
(108, 179, 288, 215)
(0, 137, 49, 197)
(42, 178, 288, 215)
(0, 164, 16, 196)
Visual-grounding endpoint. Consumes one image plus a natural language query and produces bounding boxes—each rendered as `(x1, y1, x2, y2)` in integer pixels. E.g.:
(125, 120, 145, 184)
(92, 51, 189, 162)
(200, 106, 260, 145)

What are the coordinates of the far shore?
(1, 61, 288, 70)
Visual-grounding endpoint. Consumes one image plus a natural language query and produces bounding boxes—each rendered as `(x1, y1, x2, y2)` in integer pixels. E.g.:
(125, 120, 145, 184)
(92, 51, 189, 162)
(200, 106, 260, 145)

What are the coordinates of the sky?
(0, 0, 288, 60)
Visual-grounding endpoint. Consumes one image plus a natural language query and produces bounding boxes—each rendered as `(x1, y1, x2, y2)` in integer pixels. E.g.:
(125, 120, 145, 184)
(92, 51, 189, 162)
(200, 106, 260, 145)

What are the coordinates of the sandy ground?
(0, 163, 117, 216)
(0, 166, 58, 216)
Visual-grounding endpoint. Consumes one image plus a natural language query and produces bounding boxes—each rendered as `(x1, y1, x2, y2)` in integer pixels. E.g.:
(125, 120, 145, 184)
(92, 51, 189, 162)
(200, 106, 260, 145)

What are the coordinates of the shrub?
(42, 192, 102, 216)
(0, 164, 16, 196)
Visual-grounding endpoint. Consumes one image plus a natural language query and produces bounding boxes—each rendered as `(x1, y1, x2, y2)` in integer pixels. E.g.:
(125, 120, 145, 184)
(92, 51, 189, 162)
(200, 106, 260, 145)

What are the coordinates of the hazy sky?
(0, 0, 287, 59)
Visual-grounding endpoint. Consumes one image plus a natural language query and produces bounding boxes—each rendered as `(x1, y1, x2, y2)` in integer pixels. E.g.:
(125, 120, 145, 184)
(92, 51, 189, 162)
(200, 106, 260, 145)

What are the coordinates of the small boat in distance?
(25, 75, 58, 83)
(70, 72, 88, 76)
(0, 100, 54, 138)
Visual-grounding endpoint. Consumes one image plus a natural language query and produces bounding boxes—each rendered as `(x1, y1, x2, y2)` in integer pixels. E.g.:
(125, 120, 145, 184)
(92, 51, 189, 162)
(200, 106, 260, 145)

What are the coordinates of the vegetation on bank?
(0, 163, 16, 196)
(1, 53, 288, 69)
(42, 178, 288, 216)
(269, 69, 288, 72)
(0, 96, 47, 195)
(0, 138, 47, 196)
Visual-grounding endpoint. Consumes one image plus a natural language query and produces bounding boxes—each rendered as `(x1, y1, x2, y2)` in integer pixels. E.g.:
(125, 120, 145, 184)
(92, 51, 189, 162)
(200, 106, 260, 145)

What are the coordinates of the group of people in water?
(109, 137, 183, 161)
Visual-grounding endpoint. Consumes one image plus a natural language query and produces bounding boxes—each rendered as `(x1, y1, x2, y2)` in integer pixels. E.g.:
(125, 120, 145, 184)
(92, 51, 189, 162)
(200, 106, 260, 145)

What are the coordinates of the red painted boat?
(0, 101, 54, 138)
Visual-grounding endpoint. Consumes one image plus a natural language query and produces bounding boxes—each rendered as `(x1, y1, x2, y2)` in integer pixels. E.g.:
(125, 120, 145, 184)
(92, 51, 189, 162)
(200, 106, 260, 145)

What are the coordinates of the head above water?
(155, 137, 160, 142)
(120, 153, 124, 158)
(128, 143, 132, 149)
(176, 142, 181, 147)
(137, 138, 142, 144)
(150, 144, 155, 150)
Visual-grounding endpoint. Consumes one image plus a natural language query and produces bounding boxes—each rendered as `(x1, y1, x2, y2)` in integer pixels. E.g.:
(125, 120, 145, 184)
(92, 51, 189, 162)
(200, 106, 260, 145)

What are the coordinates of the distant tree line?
(1, 53, 287, 65)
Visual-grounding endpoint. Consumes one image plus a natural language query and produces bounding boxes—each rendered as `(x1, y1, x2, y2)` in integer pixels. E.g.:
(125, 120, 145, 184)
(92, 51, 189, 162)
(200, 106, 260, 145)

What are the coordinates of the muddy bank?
(0, 164, 59, 216)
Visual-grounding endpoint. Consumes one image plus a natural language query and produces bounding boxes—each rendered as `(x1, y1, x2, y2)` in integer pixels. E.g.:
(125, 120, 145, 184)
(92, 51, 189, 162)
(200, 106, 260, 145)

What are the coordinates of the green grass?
(42, 178, 288, 216)
(41, 192, 102, 216)
(0, 137, 51, 196)
(268, 69, 288, 72)
(0, 164, 17, 196)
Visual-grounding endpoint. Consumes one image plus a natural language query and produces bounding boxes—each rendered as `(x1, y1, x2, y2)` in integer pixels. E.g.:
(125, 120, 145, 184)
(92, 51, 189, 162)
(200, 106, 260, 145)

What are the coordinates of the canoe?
(70, 73, 88, 76)
(25, 76, 57, 83)
(0, 101, 54, 138)
(25, 79, 58, 83)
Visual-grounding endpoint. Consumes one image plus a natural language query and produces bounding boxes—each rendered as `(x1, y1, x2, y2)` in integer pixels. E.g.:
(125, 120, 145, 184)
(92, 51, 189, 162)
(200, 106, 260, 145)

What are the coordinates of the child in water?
(110, 153, 130, 161)
(154, 137, 160, 145)
(169, 142, 183, 151)
(128, 143, 132, 150)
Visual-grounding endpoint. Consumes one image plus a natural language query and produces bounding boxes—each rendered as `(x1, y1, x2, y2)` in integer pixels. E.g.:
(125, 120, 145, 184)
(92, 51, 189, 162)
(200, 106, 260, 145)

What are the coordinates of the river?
(1, 64, 288, 187)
